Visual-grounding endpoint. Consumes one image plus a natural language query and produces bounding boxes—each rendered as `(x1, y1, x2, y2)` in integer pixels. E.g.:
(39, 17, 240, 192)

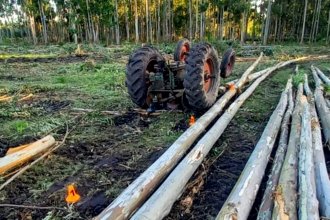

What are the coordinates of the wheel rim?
(179, 44, 189, 61)
(203, 59, 213, 92)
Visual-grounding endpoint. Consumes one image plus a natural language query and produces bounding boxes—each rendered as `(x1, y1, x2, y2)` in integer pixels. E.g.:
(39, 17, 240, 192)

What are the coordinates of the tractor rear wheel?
(174, 39, 190, 62)
(220, 48, 236, 78)
(183, 43, 220, 111)
(126, 46, 164, 108)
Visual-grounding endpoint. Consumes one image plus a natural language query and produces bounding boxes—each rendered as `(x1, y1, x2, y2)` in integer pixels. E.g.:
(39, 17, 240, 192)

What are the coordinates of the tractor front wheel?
(183, 43, 220, 111)
(126, 46, 164, 108)
(220, 48, 236, 78)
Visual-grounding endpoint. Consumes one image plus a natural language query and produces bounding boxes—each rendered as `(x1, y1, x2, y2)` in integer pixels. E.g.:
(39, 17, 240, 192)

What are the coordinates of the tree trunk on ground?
(311, 66, 330, 145)
(257, 81, 294, 220)
(95, 54, 264, 220)
(263, 0, 272, 45)
(315, 66, 330, 85)
(0, 136, 55, 174)
(134, 0, 139, 43)
(132, 57, 287, 220)
(300, 0, 308, 44)
(272, 83, 304, 220)
(216, 79, 291, 220)
(304, 74, 330, 218)
(298, 96, 319, 219)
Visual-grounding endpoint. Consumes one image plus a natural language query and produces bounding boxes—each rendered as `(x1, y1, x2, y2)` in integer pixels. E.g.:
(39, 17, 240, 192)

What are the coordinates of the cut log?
(272, 83, 304, 220)
(304, 74, 330, 218)
(257, 79, 294, 220)
(298, 96, 319, 219)
(214, 79, 291, 220)
(6, 144, 30, 156)
(0, 135, 56, 175)
(131, 70, 291, 220)
(315, 66, 330, 86)
(95, 53, 264, 220)
(311, 65, 330, 144)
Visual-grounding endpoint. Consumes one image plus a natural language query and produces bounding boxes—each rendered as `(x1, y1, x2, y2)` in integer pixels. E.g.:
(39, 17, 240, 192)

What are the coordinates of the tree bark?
(216, 79, 291, 220)
(132, 57, 287, 220)
(29, 14, 37, 45)
(272, 83, 304, 220)
(134, 0, 139, 43)
(257, 81, 293, 220)
(263, 0, 272, 45)
(327, 10, 330, 45)
(311, 66, 330, 145)
(298, 96, 319, 219)
(145, 0, 149, 42)
(189, 0, 192, 40)
(304, 74, 330, 218)
(114, 0, 120, 44)
(38, 0, 48, 44)
(300, 0, 308, 44)
(315, 66, 330, 86)
(95, 54, 264, 220)
(0, 136, 55, 174)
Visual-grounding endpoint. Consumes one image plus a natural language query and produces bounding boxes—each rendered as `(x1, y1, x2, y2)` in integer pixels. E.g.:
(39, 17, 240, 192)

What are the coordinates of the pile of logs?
(95, 59, 330, 220)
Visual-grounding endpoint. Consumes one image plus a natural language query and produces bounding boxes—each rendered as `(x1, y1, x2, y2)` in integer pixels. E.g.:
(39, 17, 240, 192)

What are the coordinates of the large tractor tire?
(220, 48, 236, 78)
(183, 43, 220, 111)
(126, 46, 164, 108)
(174, 38, 191, 62)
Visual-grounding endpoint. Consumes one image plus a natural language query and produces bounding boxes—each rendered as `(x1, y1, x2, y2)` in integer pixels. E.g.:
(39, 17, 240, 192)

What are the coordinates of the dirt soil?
(0, 45, 329, 220)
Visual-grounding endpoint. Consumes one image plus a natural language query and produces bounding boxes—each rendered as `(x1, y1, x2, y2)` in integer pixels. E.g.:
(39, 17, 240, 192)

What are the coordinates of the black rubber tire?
(183, 43, 220, 111)
(220, 48, 236, 78)
(174, 38, 191, 62)
(126, 46, 164, 108)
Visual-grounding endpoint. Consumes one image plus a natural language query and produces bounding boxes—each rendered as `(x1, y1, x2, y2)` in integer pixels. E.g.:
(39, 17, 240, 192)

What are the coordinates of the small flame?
(189, 115, 195, 126)
(66, 184, 81, 204)
(229, 84, 236, 91)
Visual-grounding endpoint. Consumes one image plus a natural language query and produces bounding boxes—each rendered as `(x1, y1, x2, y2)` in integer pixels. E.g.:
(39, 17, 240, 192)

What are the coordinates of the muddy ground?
(0, 44, 329, 220)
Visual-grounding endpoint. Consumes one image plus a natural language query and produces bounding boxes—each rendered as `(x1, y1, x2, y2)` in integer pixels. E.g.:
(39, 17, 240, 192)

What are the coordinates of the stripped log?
(131, 70, 290, 220)
(272, 83, 304, 220)
(96, 56, 316, 220)
(257, 80, 294, 220)
(95, 53, 264, 220)
(311, 65, 330, 144)
(315, 66, 330, 86)
(0, 135, 56, 174)
(304, 74, 330, 217)
(214, 79, 291, 220)
(298, 96, 319, 219)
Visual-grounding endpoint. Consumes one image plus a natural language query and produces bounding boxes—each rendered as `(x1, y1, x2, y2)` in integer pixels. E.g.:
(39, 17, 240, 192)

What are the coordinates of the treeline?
(0, 0, 329, 45)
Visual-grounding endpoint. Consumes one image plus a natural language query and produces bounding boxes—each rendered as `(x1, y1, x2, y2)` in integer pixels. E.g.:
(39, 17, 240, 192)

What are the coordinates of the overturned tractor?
(126, 39, 236, 112)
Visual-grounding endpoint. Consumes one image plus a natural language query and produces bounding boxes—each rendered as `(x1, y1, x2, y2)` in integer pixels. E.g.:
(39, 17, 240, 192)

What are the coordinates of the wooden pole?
(315, 66, 330, 86)
(0, 135, 55, 175)
(94, 53, 264, 220)
(272, 83, 304, 220)
(257, 79, 294, 220)
(215, 79, 291, 220)
(311, 65, 330, 144)
(131, 71, 290, 220)
(298, 96, 319, 219)
(304, 74, 330, 218)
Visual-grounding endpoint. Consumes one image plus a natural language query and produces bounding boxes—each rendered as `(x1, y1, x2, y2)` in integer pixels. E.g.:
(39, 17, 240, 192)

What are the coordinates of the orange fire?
(189, 115, 195, 126)
(229, 83, 236, 91)
(65, 184, 81, 204)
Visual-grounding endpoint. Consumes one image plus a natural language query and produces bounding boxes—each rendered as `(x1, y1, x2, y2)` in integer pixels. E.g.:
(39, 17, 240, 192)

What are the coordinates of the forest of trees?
(0, 0, 330, 45)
